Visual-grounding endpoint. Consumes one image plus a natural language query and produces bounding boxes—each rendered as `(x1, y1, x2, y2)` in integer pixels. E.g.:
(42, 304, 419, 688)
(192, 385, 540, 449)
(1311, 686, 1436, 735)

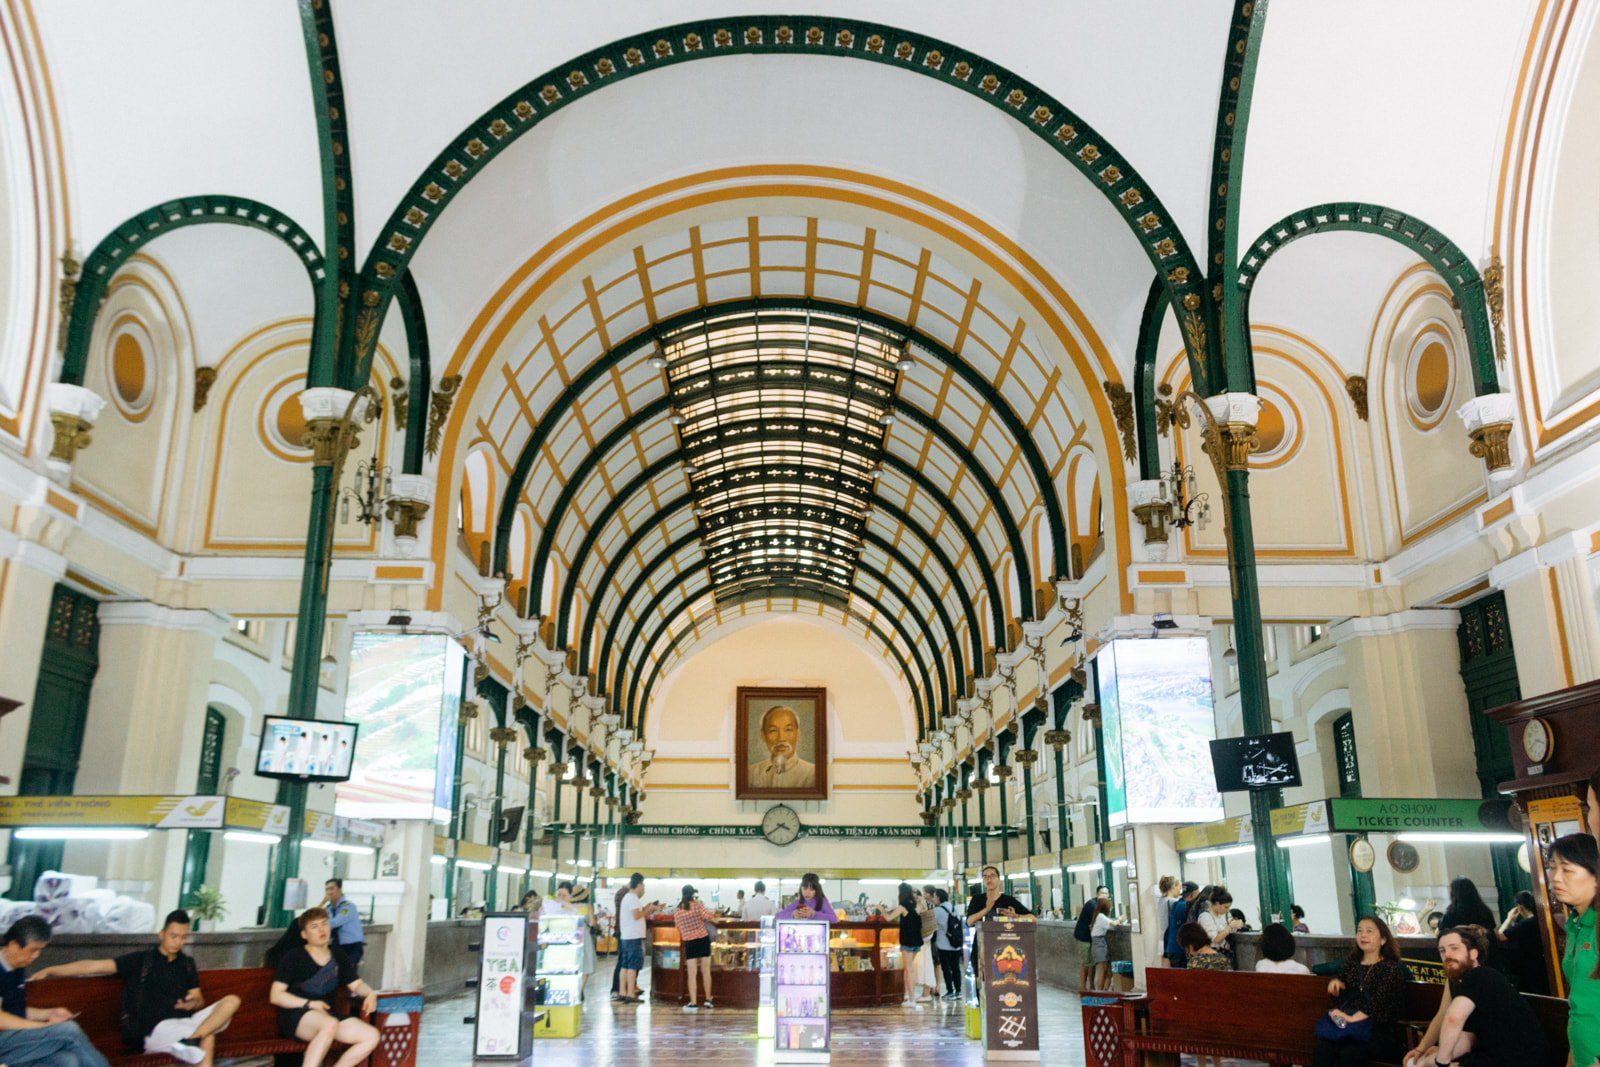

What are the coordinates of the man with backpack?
(28, 909, 240, 1065)
(1074, 885, 1110, 990)
(931, 888, 964, 1000)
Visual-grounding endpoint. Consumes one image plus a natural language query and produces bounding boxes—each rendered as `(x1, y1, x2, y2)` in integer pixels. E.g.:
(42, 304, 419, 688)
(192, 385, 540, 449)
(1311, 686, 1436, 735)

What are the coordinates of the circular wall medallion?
(259, 375, 312, 462)
(1404, 332, 1456, 431)
(1520, 719, 1554, 765)
(1348, 836, 1376, 874)
(1386, 839, 1421, 874)
(105, 322, 155, 422)
(1247, 385, 1303, 469)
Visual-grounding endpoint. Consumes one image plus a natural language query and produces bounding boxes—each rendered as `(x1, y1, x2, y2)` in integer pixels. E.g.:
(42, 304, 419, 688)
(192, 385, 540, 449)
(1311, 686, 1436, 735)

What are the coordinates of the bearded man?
(748, 705, 815, 788)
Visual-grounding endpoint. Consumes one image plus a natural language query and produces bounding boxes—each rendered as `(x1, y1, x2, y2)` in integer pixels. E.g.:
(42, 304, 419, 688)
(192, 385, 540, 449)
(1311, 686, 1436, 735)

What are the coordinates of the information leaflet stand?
(758, 914, 777, 1040)
(472, 912, 530, 1058)
(533, 912, 586, 1039)
(773, 918, 830, 1061)
(979, 920, 1040, 1061)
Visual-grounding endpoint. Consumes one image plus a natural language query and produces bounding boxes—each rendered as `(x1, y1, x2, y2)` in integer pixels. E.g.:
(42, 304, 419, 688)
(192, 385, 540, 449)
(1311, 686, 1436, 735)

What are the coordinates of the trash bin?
(1110, 960, 1134, 992)
(369, 991, 423, 1067)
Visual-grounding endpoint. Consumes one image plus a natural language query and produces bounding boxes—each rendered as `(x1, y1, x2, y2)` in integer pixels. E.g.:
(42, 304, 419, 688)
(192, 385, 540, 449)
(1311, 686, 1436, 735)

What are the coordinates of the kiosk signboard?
(473, 912, 530, 1058)
(981, 920, 1040, 1060)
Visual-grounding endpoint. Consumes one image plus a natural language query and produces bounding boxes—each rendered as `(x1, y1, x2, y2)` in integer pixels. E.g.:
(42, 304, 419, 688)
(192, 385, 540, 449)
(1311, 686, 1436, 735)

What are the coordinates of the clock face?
(1521, 720, 1553, 765)
(1348, 837, 1376, 874)
(762, 804, 801, 846)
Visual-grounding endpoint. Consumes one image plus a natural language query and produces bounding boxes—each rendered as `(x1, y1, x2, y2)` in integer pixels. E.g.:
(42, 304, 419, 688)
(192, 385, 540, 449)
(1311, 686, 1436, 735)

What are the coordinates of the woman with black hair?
(1254, 922, 1309, 974)
(671, 884, 720, 1012)
(883, 882, 928, 1005)
(1313, 915, 1407, 1067)
(776, 872, 839, 922)
(1547, 832, 1598, 1067)
(1439, 876, 1496, 933)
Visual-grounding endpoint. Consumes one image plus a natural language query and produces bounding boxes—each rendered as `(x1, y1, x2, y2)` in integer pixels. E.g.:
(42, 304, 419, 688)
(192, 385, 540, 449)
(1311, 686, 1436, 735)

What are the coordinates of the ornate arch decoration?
(1235, 202, 1500, 394)
(1131, 275, 1170, 482)
(565, 489, 984, 687)
(599, 543, 950, 733)
(628, 584, 934, 739)
(60, 196, 326, 385)
(394, 270, 432, 473)
(501, 299, 1066, 608)
(346, 15, 1215, 391)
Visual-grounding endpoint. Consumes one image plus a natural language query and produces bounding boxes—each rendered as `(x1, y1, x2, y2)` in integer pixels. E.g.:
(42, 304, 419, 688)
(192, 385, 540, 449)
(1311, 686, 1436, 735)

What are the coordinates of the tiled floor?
(419, 957, 1096, 1066)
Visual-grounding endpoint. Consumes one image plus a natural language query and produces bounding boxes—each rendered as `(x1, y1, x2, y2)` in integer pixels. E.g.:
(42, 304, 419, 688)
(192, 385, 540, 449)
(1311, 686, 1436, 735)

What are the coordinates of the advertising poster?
(1097, 637, 1224, 826)
(335, 632, 465, 822)
(983, 920, 1040, 1058)
(473, 913, 529, 1058)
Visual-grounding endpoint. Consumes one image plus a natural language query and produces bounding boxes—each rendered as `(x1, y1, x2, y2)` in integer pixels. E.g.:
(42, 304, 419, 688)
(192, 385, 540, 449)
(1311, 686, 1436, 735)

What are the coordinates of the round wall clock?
(1348, 836, 1376, 874)
(1387, 839, 1421, 874)
(1520, 719, 1554, 765)
(762, 803, 801, 846)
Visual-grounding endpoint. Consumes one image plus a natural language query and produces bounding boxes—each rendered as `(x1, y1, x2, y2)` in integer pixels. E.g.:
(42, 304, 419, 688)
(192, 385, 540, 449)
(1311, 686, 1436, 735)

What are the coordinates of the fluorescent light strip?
(13, 828, 149, 841)
(1032, 867, 1063, 877)
(1275, 834, 1331, 850)
(430, 855, 448, 865)
(223, 831, 283, 845)
(529, 869, 555, 879)
(1110, 859, 1128, 869)
(301, 840, 375, 856)
(1396, 832, 1524, 845)
(456, 859, 493, 871)
(858, 878, 908, 885)
(1065, 861, 1102, 873)
(496, 864, 527, 875)
(1186, 844, 1257, 861)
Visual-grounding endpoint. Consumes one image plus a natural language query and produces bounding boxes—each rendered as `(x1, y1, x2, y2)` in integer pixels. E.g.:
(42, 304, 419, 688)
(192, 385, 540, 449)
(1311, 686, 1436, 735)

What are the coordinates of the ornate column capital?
(1456, 393, 1516, 475)
(1129, 478, 1171, 560)
(386, 473, 435, 553)
(1013, 749, 1040, 767)
(298, 387, 368, 466)
(1200, 392, 1263, 471)
(45, 383, 106, 466)
(1043, 729, 1072, 750)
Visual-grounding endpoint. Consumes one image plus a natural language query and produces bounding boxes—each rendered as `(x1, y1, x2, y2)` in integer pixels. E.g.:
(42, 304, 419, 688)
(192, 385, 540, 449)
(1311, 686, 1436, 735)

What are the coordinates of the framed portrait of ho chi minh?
(736, 686, 828, 801)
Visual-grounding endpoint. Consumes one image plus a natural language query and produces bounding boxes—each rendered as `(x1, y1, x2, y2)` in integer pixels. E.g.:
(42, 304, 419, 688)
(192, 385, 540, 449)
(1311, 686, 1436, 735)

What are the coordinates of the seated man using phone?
(966, 864, 1035, 926)
(0, 915, 113, 1067)
(28, 909, 241, 1066)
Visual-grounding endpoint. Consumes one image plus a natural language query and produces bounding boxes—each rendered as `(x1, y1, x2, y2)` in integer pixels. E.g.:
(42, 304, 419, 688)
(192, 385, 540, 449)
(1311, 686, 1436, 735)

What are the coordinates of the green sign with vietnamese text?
(1326, 798, 1512, 834)
(625, 824, 934, 839)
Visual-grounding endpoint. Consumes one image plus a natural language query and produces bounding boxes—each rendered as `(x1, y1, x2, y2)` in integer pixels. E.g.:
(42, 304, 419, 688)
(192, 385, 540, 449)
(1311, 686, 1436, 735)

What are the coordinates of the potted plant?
(185, 884, 227, 931)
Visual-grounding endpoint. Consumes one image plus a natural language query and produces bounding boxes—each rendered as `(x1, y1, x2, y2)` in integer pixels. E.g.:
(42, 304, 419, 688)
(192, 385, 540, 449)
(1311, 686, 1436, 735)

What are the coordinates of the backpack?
(120, 949, 197, 1052)
(941, 904, 962, 947)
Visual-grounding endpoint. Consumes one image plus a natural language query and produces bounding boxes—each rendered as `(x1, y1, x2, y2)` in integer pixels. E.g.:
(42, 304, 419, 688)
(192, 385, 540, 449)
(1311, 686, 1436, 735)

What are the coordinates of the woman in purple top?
(776, 872, 838, 922)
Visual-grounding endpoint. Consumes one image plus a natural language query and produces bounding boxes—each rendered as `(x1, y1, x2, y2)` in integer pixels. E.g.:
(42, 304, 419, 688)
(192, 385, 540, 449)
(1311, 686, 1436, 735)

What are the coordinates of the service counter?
(647, 918, 905, 1007)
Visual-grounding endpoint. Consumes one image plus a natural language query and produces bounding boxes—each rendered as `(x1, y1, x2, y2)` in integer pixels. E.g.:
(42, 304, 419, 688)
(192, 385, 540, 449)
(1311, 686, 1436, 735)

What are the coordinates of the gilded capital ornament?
(525, 747, 545, 764)
(957, 788, 973, 801)
(973, 777, 991, 791)
(45, 383, 106, 465)
(1081, 702, 1102, 727)
(193, 366, 218, 412)
(489, 726, 519, 747)
(994, 764, 1014, 780)
(1043, 729, 1072, 750)
(1129, 479, 1171, 560)
(1013, 749, 1040, 766)
(1456, 393, 1517, 475)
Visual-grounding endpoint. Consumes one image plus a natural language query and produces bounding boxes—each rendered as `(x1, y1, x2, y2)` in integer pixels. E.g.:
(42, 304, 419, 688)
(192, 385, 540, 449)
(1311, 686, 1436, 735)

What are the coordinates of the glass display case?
(648, 919, 903, 1007)
(533, 913, 586, 1039)
(774, 919, 830, 1060)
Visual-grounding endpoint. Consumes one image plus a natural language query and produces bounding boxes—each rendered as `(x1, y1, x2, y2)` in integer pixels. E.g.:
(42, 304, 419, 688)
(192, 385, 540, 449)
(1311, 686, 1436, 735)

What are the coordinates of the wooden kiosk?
(1488, 677, 1600, 997)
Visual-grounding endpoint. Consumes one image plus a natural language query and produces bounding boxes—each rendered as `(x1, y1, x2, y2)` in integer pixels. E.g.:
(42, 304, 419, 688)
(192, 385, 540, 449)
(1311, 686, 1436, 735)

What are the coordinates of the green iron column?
(976, 779, 990, 870)
(587, 769, 601, 899)
(1016, 750, 1039, 904)
(487, 725, 514, 912)
(959, 787, 972, 876)
(444, 693, 474, 914)
(546, 752, 564, 895)
(1046, 732, 1071, 850)
(996, 767, 1012, 872)
(569, 750, 585, 881)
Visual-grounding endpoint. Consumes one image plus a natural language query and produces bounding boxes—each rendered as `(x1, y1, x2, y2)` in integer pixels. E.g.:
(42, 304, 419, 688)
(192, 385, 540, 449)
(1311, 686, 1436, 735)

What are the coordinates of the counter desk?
(646, 918, 909, 1007)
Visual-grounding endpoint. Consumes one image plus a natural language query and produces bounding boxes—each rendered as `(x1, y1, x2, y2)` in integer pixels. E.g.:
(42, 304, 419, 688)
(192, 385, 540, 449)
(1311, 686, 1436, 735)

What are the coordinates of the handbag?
(1314, 962, 1377, 1043)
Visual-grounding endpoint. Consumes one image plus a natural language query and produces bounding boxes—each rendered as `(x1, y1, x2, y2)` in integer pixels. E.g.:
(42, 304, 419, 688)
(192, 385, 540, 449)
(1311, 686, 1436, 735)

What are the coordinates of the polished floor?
(424, 956, 1095, 1066)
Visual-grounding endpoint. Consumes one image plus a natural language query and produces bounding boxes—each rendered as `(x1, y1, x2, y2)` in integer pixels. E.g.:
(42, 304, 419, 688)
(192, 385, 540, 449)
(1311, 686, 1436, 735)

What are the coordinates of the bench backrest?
(28, 965, 348, 1057)
(1143, 968, 1327, 1053)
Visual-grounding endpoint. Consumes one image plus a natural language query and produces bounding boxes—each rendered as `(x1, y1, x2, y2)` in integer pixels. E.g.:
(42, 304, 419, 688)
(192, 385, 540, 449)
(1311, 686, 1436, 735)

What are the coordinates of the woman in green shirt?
(1548, 832, 1598, 1067)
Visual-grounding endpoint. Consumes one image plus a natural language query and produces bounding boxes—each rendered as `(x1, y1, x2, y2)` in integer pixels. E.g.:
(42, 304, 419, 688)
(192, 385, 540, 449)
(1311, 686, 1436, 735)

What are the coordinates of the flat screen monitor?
(1095, 636, 1224, 827)
(255, 717, 359, 782)
(1209, 732, 1303, 791)
(334, 631, 464, 823)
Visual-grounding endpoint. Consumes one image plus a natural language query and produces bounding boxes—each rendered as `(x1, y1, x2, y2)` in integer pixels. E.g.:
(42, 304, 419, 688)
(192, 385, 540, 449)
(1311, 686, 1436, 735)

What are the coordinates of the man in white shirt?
(741, 881, 777, 921)
(616, 875, 652, 1003)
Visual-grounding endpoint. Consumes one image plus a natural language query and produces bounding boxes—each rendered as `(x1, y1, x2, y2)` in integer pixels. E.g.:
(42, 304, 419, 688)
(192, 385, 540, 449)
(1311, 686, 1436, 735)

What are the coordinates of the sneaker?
(163, 1041, 207, 1065)
(702, 1000, 715, 1010)
(682, 1003, 699, 1013)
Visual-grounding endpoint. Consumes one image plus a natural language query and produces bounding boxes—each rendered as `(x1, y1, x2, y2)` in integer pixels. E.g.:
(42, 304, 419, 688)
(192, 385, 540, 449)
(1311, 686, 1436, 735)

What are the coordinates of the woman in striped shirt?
(672, 885, 719, 1012)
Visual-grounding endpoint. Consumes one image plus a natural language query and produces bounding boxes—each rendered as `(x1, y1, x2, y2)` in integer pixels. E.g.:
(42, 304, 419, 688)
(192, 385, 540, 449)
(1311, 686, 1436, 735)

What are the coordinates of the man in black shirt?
(31, 909, 241, 1066)
(966, 865, 1034, 926)
(1426, 925, 1547, 1067)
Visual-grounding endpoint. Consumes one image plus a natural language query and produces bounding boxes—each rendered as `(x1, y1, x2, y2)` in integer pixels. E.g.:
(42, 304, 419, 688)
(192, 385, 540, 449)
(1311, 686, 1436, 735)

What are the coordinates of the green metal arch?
(502, 298, 1065, 605)
(300, 0, 355, 386)
(60, 195, 326, 384)
(395, 271, 432, 473)
(604, 548, 951, 728)
(1132, 276, 1170, 483)
(347, 14, 1213, 388)
(1236, 201, 1499, 394)
(629, 584, 933, 739)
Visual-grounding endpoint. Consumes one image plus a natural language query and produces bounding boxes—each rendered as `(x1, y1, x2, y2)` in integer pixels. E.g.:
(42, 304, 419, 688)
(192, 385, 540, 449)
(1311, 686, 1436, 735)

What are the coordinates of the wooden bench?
(1080, 968, 1570, 1067)
(27, 966, 356, 1066)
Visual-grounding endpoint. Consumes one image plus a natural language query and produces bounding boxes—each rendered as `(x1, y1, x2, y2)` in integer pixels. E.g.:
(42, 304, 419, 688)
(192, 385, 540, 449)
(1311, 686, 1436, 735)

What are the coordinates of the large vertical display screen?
(334, 632, 465, 822)
(1096, 637, 1223, 827)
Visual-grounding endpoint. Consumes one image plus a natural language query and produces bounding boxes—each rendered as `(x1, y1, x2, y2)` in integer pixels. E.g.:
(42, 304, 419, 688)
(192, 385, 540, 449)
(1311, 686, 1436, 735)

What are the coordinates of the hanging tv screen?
(1095, 637, 1224, 827)
(334, 631, 465, 823)
(1209, 732, 1303, 791)
(255, 717, 359, 783)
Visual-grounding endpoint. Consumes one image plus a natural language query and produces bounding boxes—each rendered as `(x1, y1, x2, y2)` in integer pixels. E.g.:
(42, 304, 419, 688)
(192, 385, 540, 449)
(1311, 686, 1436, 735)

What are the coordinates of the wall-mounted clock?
(1520, 719, 1554, 766)
(762, 803, 801, 846)
(1348, 836, 1376, 874)
(1387, 839, 1421, 874)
